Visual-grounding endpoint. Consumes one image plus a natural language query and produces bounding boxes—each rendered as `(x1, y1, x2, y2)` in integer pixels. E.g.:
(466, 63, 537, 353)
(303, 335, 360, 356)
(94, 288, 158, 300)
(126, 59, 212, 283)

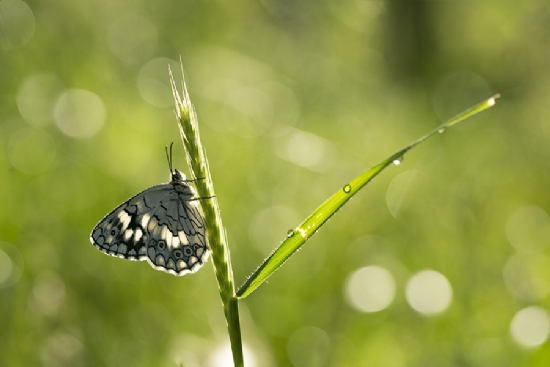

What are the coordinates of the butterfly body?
(90, 169, 209, 276)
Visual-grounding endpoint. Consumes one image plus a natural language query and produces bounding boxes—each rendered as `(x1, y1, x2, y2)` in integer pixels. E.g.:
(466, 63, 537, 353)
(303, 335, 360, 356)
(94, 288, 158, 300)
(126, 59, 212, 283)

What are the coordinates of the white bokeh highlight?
(32, 272, 66, 317)
(207, 342, 256, 367)
(0, 250, 13, 285)
(17, 73, 64, 127)
(510, 306, 550, 348)
(54, 89, 105, 138)
(275, 128, 335, 172)
(0, 242, 24, 288)
(405, 270, 453, 315)
(0, 0, 35, 50)
(40, 331, 83, 367)
(345, 266, 396, 313)
(506, 205, 550, 253)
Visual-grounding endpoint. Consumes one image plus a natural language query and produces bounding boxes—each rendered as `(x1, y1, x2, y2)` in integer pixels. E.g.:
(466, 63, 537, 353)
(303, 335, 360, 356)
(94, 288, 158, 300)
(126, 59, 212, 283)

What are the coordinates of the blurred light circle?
(344, 265, 396, 313)
(276, 128, 335, 172)
(40, 331, 83, 366)
(0, 0, 35, 50)
(32, 271, 66, 317)
(0, 242, 24, 288)
(506, 205, 550, 253)
(386, 170, 417, 218)
(54, 89, 106, 138)
(207, 342, 256, 367)
(0, 251, 13, 284)
(432, 70, 492, 122)
(8, 127, 56, 174)
(287, 326, 330, 367)
(510, 306, 550, 348)
(286, 130, 325, 168)
(17, 73, 64, 127)
(108, 14, 158, 65)
(503, 253, 550, 302)
(138, 57, 181, 107)
(405, 270, 453, 315)
(223, 87, 273, 138)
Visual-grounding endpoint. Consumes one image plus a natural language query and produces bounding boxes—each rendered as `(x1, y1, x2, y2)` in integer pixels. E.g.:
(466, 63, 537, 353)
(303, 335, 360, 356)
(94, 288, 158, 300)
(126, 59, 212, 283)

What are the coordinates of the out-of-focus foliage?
(0, 0, 548, 366)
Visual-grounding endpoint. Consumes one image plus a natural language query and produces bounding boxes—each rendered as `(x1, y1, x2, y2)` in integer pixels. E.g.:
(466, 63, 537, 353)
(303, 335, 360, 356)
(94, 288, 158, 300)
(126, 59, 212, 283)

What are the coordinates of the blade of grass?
(170, 66, 243, 367)
(237, 94, 499, 299)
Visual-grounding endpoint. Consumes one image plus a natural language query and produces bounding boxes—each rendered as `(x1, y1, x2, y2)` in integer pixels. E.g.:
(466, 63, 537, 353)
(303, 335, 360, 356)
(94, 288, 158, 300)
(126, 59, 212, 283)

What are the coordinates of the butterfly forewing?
(90, 171, 209, 276)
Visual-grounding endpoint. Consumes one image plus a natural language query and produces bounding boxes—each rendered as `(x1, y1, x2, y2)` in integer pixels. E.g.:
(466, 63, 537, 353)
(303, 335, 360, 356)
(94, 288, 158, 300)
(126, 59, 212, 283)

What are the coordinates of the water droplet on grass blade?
(287, 229, 295, 238)
(438, 128, 445, 134)
(343, 184, 352, 193)
(393, 157, 403, 165)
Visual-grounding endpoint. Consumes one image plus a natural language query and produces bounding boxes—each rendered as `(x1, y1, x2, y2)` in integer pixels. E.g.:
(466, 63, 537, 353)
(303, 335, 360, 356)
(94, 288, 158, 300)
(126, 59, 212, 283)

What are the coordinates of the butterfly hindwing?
(145, 193, 208, 275)
(90, 170, 209, 276)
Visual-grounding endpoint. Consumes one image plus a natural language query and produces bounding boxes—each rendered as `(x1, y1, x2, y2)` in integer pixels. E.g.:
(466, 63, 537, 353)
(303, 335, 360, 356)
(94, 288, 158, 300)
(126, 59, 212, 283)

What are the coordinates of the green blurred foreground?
(1, 0, 550, 366)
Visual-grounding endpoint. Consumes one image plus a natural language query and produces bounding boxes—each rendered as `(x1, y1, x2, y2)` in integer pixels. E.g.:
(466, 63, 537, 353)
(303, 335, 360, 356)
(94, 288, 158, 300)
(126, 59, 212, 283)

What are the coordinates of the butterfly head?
(171, 169, 187, 184)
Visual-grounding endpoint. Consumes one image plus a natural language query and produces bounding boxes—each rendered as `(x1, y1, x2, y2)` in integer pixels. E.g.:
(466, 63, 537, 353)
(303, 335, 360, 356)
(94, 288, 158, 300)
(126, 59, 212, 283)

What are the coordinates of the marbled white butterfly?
(90, 145, 209, 276)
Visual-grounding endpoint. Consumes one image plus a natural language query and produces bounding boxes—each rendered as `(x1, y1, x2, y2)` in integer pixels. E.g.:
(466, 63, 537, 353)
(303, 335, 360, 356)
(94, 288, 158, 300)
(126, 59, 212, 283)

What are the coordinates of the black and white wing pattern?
(90, 169, 209, 276)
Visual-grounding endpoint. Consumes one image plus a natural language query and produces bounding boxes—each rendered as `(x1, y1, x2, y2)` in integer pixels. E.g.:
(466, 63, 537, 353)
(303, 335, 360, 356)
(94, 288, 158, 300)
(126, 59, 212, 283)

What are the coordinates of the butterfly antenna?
(165, 142, 174, 173)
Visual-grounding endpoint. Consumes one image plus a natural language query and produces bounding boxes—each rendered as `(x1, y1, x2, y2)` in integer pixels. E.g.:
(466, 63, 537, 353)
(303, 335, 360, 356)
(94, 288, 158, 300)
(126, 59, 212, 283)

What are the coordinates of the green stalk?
(170, 66, 243, 367)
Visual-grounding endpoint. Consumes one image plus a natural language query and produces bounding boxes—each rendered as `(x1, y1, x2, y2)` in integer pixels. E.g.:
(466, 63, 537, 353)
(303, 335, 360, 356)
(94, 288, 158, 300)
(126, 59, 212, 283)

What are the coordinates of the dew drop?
(287, 229, 295, 238)
(343, 184, 352, 193)
(438, 128, 445, 134)
(393, 157, 403, 165)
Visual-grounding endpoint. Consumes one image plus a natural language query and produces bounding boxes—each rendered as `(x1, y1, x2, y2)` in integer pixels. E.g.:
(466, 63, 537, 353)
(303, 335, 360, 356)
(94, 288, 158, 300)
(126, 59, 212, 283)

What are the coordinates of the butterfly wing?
(90, 182, 209, 276)
(144, 188, 208, 275)
(90, 184, 167, 261)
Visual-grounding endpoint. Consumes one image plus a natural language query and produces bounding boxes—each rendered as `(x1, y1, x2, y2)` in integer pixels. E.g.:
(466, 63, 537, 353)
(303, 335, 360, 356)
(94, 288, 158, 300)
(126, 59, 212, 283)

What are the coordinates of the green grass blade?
(170, 66, 243, 367)
(237, 94, 499, 299)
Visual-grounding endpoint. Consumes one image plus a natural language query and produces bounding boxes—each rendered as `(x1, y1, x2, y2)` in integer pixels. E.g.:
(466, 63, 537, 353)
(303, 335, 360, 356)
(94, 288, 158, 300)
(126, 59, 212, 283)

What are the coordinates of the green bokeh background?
(1, 0, 549, 366)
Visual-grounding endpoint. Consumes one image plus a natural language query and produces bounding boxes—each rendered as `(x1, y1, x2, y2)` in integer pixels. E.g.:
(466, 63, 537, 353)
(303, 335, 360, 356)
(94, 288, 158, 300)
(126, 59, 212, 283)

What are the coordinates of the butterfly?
(90, 145, 209, 276)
